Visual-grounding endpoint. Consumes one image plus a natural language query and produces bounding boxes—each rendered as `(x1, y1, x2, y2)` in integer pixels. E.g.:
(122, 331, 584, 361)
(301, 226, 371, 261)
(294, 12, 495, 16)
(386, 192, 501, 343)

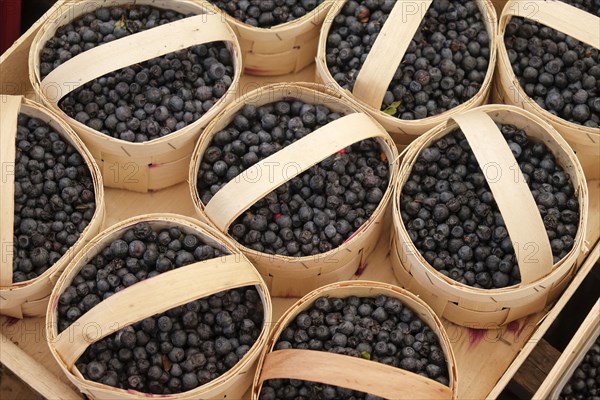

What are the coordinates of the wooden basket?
(199, 0, 335, 76)
(46, 213, 273, 400)
(391, 105, 589, 327)
(28, 0, 243, 193)
(535, 298, 600, 399)
(495, 0, 600, 180)
(251, 280, 458, 399)
(315, 0, 498, 147)
(0, 95, 105, 319)
(189, 82, 399, 298)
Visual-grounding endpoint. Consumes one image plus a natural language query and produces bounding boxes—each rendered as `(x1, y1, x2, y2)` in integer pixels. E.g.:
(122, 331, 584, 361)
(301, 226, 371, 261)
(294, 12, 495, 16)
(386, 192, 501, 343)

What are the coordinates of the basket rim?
(201, 0, 334, 33)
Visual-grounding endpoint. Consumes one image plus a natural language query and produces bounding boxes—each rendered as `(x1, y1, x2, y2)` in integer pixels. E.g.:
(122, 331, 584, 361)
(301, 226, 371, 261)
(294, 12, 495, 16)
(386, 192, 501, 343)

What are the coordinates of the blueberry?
(168, 96, 184, 112)
(208, 63, 226, 80)
(128, 240, 146, 258)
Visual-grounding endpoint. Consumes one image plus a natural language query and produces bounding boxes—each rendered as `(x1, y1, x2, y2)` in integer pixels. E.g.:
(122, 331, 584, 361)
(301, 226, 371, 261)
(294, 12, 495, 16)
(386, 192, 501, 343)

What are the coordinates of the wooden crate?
(534, 298, 600, 399)
(1, 2, 600, 399)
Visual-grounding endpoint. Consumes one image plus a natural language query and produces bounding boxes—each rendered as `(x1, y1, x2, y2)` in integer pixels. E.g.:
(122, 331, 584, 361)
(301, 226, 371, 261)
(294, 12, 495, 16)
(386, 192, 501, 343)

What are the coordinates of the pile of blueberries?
(40, 5, 234, 142)
(12, 114, 96, 283)
(503, 0, 599, 128)
(325, 0, 491, 120)
(560, 335, 600, 399)
(400, 123, 580, 289)
(259, 294, 449, 399)
(196, 100, 390, 257)
(208, 0, 325, 27)
(57, 222, 265, 394)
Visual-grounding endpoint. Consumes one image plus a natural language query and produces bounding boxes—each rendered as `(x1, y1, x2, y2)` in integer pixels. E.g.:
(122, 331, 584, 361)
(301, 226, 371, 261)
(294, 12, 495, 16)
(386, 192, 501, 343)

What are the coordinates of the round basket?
(251, 280, 458, 399)
(29, 0, 242, 193)
(391, 105, 589, 327)
(316, 0, 498, 147)
(46, 213, 273, 400)
(495, 0, 600, 179)
(189, 82, 399, 298)
(0, 95, 105, 319)
(200, 0, 335, 76)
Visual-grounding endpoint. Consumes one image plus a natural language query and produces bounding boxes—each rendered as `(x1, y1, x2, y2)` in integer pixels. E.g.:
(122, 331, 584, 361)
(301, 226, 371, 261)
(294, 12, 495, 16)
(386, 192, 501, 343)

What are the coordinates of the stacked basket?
(200, 0, 335, 75)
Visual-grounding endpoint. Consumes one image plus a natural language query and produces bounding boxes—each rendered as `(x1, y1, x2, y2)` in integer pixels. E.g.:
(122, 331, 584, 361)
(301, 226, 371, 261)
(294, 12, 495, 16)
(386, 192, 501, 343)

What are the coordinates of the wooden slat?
(0, 333, 82, 400)
(537, 298, 600, 399)
(508, 339, 561, 399)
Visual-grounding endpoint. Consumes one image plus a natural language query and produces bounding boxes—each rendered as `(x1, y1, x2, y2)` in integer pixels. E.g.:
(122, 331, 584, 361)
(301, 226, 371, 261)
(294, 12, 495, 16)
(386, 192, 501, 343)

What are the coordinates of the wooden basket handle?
(40, 14, 234, 105)
(353, 0, 433, 109)
(450, 110, 553, 284)
(502, 1, 599, 49)
(0, 95, 22, 287)
(258, 349, 453, 399)
(204, 113, 388, 232)
(53, 254, 262, 368)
